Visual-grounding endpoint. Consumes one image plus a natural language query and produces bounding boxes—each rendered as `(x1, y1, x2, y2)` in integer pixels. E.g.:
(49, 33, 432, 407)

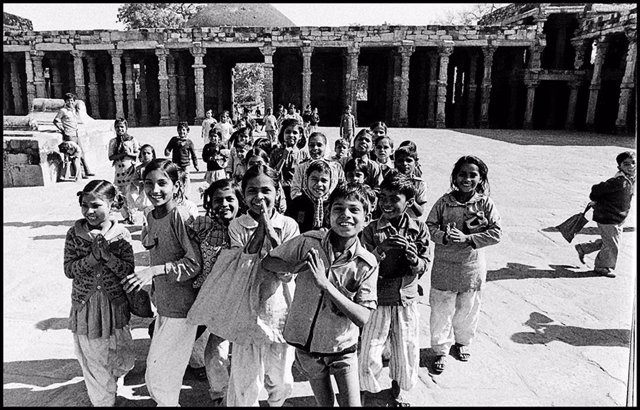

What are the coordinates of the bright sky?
(3, 3, 486, 31)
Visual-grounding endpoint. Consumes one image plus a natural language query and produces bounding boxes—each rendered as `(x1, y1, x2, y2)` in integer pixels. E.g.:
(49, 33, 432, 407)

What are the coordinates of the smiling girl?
(64, 180, 135, 406)
(122, 158, 202, 406)
(290, 132, 344, 200)
(426, 155, 502, 374)
(269, 118, 309, 205)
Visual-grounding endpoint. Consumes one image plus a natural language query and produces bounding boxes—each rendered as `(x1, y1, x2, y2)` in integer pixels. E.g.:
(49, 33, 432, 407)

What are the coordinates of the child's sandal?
(433, 355, 446, 373)
(453, 343, 470, 362)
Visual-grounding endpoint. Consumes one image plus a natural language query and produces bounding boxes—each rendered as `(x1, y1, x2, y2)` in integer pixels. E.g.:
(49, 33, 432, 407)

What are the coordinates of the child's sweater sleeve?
(104, 230, 135, 279)
(468, 197, 502, 249)
(411, 223, 432, 278)
(590, 177, 623, 202)
(163, 210, 202, 282)
(63, 227, 99, 279)
(290, 164, 305, 199)
(426, 197, 447, 245)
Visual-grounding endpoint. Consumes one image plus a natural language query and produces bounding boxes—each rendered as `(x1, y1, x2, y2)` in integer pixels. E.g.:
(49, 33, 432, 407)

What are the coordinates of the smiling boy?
(262, 182, 379, 407)
(359, 171, 431, 406)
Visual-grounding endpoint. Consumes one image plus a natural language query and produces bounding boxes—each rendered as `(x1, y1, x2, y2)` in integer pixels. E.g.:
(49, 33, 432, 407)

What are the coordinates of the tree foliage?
(117, 3, 204, 29)
(233, 64, 264, 108)
(435, 3, 508, 25)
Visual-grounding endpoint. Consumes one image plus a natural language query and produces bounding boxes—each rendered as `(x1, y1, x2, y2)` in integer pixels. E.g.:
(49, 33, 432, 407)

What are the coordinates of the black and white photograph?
(3, 2, 636, 407)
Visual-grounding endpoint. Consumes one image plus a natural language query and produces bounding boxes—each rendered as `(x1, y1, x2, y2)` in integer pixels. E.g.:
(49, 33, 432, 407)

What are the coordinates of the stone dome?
(186, 3, 295, 27)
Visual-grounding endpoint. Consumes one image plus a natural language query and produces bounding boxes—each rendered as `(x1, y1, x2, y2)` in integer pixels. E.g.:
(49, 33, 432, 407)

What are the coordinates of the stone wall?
(574, 6, 637, 39)
(2, 11, 33, 31)
(3, 24, 539, 49)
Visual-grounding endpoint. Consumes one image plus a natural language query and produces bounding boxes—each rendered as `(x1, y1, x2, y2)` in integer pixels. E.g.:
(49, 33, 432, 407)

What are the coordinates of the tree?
(434, 3, 509, 25)
(116, 3, 204, 29)
(233, 63, 264, 109)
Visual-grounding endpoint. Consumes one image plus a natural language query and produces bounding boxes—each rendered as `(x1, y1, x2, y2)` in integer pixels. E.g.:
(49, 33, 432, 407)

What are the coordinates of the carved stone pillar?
(190, 43, 206, 123)
(105, 62, 114, 118)
(565, 79, 582, 130)
(8, 55, 24, 114)
(167, 53, 178, 122)
(156, 47, 171, 125)
(427, 51, 438, 127)
(260, 44, 275, 111)
(615, 30, 637, 134)
(436, 42, 454, 128)
(49, 57, 63, 98)
(344, 45, 360, 122)
(395, 43, 414, 127)
(24, 51, 36, 109)
(571, 39, 587, 70)
(109, 49, 125, 119)
(139, 59, 149, 125)
(31, 51, 46, 98)
(479, 45, 496, 128)
(585, 36, 609, 130)
(177, 57, 187, 119)
(453, 58, 465, 127)
(465, 51, 478, 127)
(123, 54, 137, 126)
(85, 55, 100, 118)
(301, 44, 313, 111)
(71, 50, 86, 101)
(523, 80, 539, 129)
(67, 61, 75, 98)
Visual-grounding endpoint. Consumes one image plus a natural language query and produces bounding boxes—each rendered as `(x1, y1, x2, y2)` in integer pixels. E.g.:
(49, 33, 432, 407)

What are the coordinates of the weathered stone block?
(6, 153, 29, 165)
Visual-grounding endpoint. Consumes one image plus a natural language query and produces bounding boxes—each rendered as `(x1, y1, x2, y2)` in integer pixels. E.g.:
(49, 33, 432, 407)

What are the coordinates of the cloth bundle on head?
(301, 159, 335, 229)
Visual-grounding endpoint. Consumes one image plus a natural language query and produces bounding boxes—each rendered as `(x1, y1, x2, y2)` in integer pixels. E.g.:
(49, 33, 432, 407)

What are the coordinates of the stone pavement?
(3, 126, 636, 406)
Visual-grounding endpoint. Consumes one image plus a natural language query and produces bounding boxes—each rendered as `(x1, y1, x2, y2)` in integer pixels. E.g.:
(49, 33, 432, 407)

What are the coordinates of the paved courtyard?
(3, 125, 636, 406)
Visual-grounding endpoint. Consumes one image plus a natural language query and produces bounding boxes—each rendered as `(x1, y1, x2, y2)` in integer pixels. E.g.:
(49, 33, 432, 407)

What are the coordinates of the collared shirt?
(426, 192, 502, 292)
(290, 157, 345, 199)
(266, 229, 378, 354)
(54, 106, 78, 136)
(228, 212, 300, 251)
(361, 213, 431, 306)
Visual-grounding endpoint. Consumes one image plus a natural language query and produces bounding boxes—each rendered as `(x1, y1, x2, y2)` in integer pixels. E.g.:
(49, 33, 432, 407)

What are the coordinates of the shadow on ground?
(454, 129, 636, 148)
(487, 263, 600, 281)
(542, 226, 635, 235)
(4, 220, 78, 228)
(511, 312, 631, 347)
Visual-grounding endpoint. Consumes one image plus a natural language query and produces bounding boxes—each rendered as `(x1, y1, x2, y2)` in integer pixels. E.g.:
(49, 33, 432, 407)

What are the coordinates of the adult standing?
(53, 93, 95, 177)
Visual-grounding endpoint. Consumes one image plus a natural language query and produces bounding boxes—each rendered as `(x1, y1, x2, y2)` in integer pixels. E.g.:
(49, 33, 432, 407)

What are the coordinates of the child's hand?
(306, 248, 330, 291)
(448, 225, 470, 244)
(99, 239, 113, 262)
(121, 267, 157, 293)
(91, 236, 103, 260)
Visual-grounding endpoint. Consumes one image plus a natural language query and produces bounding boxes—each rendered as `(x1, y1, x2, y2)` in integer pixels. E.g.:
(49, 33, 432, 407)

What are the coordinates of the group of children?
(66, 110, 636, 407)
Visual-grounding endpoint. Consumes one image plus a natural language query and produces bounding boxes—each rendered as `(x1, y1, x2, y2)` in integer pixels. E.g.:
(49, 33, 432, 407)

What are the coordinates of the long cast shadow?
(486, 263, 600, 281)
(541, 226, 635, 234)
(511, 312, 631, 347)
(4, 220, 78, 228)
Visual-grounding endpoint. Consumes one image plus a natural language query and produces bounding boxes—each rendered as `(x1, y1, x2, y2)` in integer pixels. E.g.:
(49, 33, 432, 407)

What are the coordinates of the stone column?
(31, 51, 46, 98)
(344, 45, 360, 122)
(139, 59, 149, 125)
(105, 62, 114, 118)
(479, 45, 496, 128)
(123, 54, 137, 126)
(571, 39, 587, 71)
(24, 51, 36, 109)
(523, 42, 545, 129)
(615, 30, 637, 134)
(86, 55, 100, 118)
(177, 57, 188, 119)
(109, 49, 125, 119)
(465, 51, 478, 127)
(301, 44, 313, 111)
(68, 62, 75, 98)
(523, 80, 539, 129)
(190, 43, 206, 123)
(585, 36, 609, 130)
(436, 42, 454, 128)
(453, 58, 465, 127)
(427, 51, 438, 127)
(155, 47, 171, 125)
(260, 44, 275, 111)
(167, 53, 178, 122)
(8, 55, 24, 114)
(565, 79, 582, 130)
(71, 50, 86, 101)
(49, 57, 63, 98)
(397, 43, 414, 127)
